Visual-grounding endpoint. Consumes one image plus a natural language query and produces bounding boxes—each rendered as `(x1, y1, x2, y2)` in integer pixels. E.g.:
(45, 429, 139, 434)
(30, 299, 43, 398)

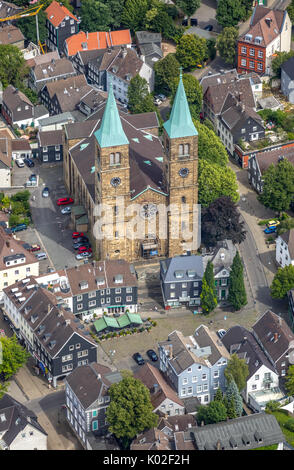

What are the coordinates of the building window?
(126, 296, 132, 302)
(187, 386, 193, 395)
(249, 48, 255, 56)
(249, 61, 254, 68)
(110, 152, 121, 165)
(241, 58, 246, 67)
(92, 420, 98, 431)
(202, 374, 207, 380)
(181, 388, 186, 396)
(183, 378, 188, 385)
(178, 143, 190, 157)
(241, 46, 246, 54)
(197, 385, 202, 393)
(56, 153, 61, 161)
(126, 287, 132, 293)
(252, 384, 257, 390)
(258, 50, 263, 58)
(257, 63, 263, 71)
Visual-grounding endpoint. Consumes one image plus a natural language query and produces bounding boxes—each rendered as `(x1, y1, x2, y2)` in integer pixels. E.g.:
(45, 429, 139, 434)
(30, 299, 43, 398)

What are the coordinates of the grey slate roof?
(203, 239, 236, 276)
(38, 111, 75, 128)
(187, 413, 285, 450)
(160, 255, 204, 283)
(136, 31, 162, 45)
(282, 57, 294, 80)
(0, 394, 47, 447)
(194, 324, 230, 365)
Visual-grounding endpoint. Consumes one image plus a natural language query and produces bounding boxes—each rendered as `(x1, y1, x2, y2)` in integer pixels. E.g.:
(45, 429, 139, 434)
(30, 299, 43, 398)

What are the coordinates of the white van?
(36, 252, 47, 260)
(16, 158, 25, 168)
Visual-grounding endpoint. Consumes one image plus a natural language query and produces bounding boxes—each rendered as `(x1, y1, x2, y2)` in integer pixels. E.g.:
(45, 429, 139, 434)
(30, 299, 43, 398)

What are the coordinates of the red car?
(78, 246, 92, 254)
(57, 197, 74, 206)
(30, 244, 41, 252)
(72, 232, 84, 239)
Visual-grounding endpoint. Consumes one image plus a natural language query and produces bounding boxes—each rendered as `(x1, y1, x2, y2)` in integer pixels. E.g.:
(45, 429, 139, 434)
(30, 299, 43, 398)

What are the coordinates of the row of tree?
(0, 335, 30, 398)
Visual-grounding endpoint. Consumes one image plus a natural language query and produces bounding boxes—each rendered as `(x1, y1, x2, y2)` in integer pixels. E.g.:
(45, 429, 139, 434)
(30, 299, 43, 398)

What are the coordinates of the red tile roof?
(45, 0, 79, 28)
(65, 30, 131, 57)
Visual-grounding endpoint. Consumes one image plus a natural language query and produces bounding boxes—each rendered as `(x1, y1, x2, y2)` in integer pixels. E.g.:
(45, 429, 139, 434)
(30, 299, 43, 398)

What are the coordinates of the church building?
(63, 73, 199, 262)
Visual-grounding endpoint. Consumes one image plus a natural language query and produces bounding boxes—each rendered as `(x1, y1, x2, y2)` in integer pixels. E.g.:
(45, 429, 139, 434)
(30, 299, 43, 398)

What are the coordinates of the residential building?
(29, 57, 76, 92)
(26, 51, 60, 70)
(276, 229, 294, 268)
(158, 327, 230, 404)
(37, 111, 77, 132)
(187, 413, 285, 450)
(2, 282, 98, 386)
(237, 6, 292, 75)
(248, 148, 294, 193)
(0, 1, 21, 24)
(65, 363, 122, 449)
(135, 31, 163, 69)
(11, 139, 32, 161)
(0, 130, 12, 187)
(0, 228, 39, 302)
(160, 254, 204, 309)
(200, 69, 238, 95)
(252, 310, 294, 378)
(37, 130, 64, 163)
(34, 259, 138, 319)
(134, 363, 185, 416)
(221, 325, 283, 412)
(0, 24, 24, 48)
(130, 428, 171, 451)
(45, 0, 80, 53)
(281, 56, 294, 104)
(1, 85, 48, 128)
(0, 394, 47, 450)
(63, 72, 200, 262)
(64, 29, 131, 57)
(70, 49, 106, 78)
(203, 240, 237, 301)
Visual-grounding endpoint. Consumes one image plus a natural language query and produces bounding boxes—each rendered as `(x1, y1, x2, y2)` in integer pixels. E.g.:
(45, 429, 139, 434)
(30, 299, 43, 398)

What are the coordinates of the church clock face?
(110, 177, 121, 187)
(179, 167, 189, 178)
(140, 203, 157, 219)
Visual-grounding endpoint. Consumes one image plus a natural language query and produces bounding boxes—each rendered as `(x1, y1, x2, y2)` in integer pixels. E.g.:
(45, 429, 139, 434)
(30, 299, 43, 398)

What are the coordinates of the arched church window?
(110, 152, 121, 165)
(179, 144, 190, 157)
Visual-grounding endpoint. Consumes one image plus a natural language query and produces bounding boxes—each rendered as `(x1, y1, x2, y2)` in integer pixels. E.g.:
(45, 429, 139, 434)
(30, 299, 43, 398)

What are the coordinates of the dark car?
(74, 236, 89, 243)
(24, 158, 35, 167)
(42, 187, 50, 197)
(11, 223, 27, 233)
(133, 352, 145, 365)
(73, 241, 91, 250)
(204, 24, 213, 31)
(191, 18, 198, 26)
(147, 349, 158, 362)
(29, 174, 37, 182)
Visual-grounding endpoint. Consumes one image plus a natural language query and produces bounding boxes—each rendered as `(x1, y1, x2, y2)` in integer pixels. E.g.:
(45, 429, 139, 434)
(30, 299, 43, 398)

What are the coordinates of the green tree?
(18, 10, 47, 44)
(287, 0, 294, 23)
(214, 387, 223, 402)
(121, 0, 149, 32)
(0, 44, 28, 89)
(277, 217, 294, 236)
(200, 278, 217, 314)
(0, 335, 29, 380)
(225, 396, 237, 419)
(204, 260, 215, 291)
(144, 0, 181, 40)
(272, 51, 294, 77)
(197, 400, 227, 425)
(154, 54, 180, 95)
(206, 38, 216, 61)
(198, 161, 239, 208)
(0, 382, 8, 399)
(170, 74, 203, 119)
(176, 34, 208, 70)
(80, 0, 113, 32)
(228, 251, 247, 311)
(195, 121, 228, 167)
(106, 373, 158, 443)
(285, 366, 294, 397)
(225, 376, 243, 417)
(258, 159, 294, 215)
(127, 75, 156, 114)
(103, 0, 124, 28)
(216, 27, 238, 65)
(265, 400, 281, 413)
(271, 265, 294, 299)
(216, 0, 246, 28)
(224, 353, 249, 392)
(175, 0, 200, 18)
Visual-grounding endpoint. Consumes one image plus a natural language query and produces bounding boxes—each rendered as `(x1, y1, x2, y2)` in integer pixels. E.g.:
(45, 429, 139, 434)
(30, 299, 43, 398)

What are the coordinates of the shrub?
(284, 418, 294, 432)
(101, 335, 105, 340)
(106, 333, 111, 339)
(152, 321, 157, 327)
(265, 400, 281, 413)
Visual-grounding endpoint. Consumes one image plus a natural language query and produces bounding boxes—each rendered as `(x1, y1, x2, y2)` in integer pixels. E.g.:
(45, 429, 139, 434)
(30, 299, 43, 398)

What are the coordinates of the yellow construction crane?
(0, 4, 46, 53)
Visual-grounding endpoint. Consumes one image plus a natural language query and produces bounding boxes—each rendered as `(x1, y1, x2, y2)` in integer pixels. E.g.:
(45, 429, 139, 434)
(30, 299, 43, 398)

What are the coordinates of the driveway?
(191, 0, 221, 33)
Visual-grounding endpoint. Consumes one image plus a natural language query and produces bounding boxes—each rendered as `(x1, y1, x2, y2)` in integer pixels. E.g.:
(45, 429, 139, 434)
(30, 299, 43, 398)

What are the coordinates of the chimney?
(65, 319, 71, 326)
(243, 336, 247, 343)
(201, 421, 205, 427)
(216, 440, 221, 450)
(278, 316, 282, 325)
(168, 344, 173, 358)
(274, 332, 278, 343)
(6, 241, 9, 248)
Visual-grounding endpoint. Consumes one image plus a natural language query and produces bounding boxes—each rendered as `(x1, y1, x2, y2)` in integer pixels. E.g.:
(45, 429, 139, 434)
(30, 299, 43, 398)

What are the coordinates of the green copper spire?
(95, 82, 129, 148)
(163, 69, 198, 139)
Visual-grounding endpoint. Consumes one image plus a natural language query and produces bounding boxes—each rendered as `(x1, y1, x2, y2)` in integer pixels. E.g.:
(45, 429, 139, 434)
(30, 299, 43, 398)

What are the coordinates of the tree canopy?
(228, 251, 247, 311)
(216, 27, 238, 65)
(225, 376, 243, 417)
(195, 121, 229, 167)
(0, 335, 29, 381)
(175, 0, 200, 17)
(224, 354, 249, 392)
(216, 0, 246, 28)
(106, 373, 158, 442)
(176, 34, 208, 70)
(170, 74, 203, 120)
(287, 0, 294, 23)
(197, 400, 228, 425)
(200, 278, 217, 314)
(18, 10, 47, 44)
(154, 54, 181, 95)
(270, 265, 294, 299)
(121, 0, 149, 32)
(198, 161, 239, 208)
(272, 51, 294, 78)
(258, 159, 294, 214)
(127, 74, 156, 114)
(80, 0, 113, 32)
(0, 44, 28, 89)
(285, 365, 294, 396)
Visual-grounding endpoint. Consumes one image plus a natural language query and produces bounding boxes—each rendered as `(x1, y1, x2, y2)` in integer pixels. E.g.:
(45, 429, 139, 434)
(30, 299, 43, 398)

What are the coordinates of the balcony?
(263, 375, 273, 384)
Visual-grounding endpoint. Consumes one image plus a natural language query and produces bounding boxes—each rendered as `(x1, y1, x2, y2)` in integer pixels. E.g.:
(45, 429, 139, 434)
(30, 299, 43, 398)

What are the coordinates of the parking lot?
(11, 160, 83, 272)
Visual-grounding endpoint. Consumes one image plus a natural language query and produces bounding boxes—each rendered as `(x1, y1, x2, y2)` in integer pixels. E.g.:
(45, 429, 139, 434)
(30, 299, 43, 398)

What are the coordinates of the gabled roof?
(106, 48, 144, 83)
(130, 428, 171, 450)
(135, 31, 162, 45)
(38, 130, 63, 147)
(194, 324, 230, 365)
(204, 78, 255, 115)
(252, 147, 294, 176)
(0, 226, 37, 271)
(163, 72, 198, 139)
(282, 56, 294, 80)
(252, 310, 294, 363)
(94, 82, 129, 148)
(280, 229, 294, 259)
(45, 0, 79, 28)
(200, 69, 238, 95)
(160, 255, 204, 283)
(3, 85, 33, 111)
(240, 6, 286, 48)
(0, 24, 24, 45)
(33, 58, 75, 81)
(65, 30, 131, 57)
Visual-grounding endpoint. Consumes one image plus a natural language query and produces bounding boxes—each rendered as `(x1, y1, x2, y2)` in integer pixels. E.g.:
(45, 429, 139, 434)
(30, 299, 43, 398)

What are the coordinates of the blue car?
(264, 227, 276, 234)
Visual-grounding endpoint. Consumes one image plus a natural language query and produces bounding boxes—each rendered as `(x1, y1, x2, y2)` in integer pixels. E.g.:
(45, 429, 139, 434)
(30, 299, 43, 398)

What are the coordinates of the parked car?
(147, 349, 158, 362)
(72, 232, 85, 239)
(204, 24, 213, 31)
(29, 244, 41, 252)
(217, 329, 227, 339)
(74, 236, 89, 243)
(57, 197, 74, 206)
(157, 94, 166, 101)
(29, 174, 37, 182)
(35, 252, 48, 260)
(73, 241, 91, 250)
(154, 98, 162, 106)
(133, 352, 145, 365)
(10, 223, 27, 233)
(267, 220, 280, 228)
(42, 187, 50, 197)
(15, 158, 25, 168)
(78, 246, 92, 254)
(24, 158, 34, 168)
(76, 251, 93, 260)
(191, 18, 198, 26)
(264, 227, 276, 234)
(61, 206, 71, 215)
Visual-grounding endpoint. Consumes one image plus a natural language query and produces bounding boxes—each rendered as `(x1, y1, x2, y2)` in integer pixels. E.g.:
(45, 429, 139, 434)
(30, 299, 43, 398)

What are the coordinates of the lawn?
(271, 410, 294, 447)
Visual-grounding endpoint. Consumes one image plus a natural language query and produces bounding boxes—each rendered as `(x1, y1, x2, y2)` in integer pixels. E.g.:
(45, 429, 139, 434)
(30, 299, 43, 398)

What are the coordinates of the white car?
(61, 206, 71, 215)
(16, 158, 25, 168)
(217, 329, 227, 339)
(154, 98, 162, 106)
(158, 94, 166, 101)
(76, 251, 93, 260)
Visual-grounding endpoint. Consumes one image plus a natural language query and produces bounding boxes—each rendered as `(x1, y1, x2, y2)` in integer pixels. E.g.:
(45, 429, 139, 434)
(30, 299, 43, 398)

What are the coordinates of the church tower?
(94, 83, 130, 261)
(163, 70, 199, 257)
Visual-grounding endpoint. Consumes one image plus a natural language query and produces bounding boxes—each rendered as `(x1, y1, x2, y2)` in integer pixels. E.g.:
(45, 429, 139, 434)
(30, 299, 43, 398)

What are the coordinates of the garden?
(89, 317, 158, 343)
(0, 190, 31, 228)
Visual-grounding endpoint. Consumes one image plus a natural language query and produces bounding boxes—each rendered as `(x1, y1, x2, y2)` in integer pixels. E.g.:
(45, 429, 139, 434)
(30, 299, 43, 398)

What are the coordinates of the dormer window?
(245, 34, 252, 41)
(175, 270, 184, 279)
